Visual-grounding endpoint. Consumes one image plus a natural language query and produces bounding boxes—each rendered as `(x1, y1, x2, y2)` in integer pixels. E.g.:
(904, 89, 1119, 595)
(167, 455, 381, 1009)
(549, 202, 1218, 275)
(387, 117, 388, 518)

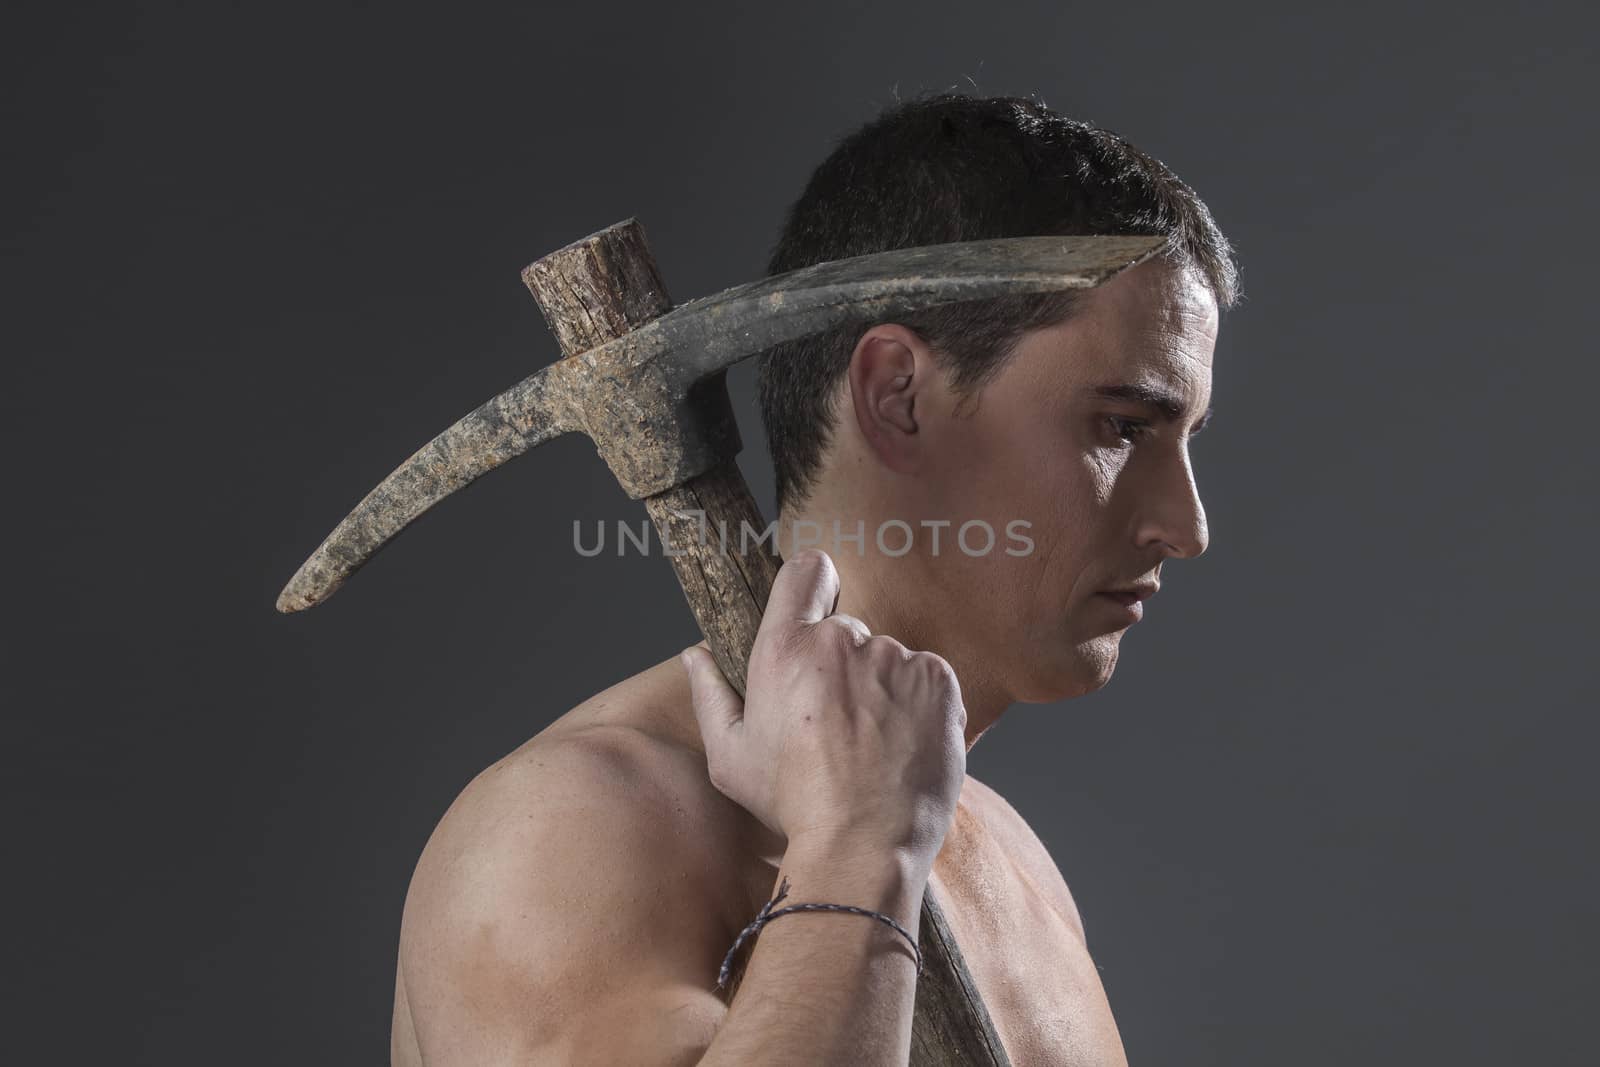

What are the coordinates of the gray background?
(7, 2, 1596, 1063)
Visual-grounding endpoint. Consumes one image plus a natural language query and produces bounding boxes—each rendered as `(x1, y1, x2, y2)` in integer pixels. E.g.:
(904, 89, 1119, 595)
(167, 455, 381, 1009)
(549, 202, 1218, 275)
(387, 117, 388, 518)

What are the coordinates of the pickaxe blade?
(277, 233, 1163, 613)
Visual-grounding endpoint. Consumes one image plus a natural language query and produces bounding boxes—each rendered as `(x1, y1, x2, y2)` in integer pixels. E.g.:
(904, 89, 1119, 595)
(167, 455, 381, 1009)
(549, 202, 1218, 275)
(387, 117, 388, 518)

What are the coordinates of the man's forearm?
(698, 837, 928, 1067)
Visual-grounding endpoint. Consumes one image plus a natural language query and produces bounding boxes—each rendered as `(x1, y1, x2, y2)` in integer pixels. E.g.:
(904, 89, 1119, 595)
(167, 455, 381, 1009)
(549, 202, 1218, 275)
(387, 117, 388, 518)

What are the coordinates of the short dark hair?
(756, 92, 1241, 513)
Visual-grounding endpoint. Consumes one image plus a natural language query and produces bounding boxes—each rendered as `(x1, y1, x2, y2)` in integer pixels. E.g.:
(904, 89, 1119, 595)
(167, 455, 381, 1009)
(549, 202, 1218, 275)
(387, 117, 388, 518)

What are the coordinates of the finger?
(819, 611, 872, 644)
(681, 644, 745, 739)
(757, 549, 842, 645)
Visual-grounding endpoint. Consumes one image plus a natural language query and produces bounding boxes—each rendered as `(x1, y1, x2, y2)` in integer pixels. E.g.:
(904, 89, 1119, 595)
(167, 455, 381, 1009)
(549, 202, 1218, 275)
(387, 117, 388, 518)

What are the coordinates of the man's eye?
(1104, 415, 1149, 444)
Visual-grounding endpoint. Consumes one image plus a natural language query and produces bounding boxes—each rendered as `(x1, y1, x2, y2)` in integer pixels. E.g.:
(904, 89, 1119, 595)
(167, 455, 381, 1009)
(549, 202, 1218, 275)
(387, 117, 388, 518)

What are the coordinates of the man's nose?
(1135, 447, 1209, 559)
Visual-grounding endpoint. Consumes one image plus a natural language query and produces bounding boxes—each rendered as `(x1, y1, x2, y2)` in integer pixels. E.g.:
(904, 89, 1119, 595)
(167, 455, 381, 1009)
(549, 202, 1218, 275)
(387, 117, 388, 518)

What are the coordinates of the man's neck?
(775, 510, 1012, 751)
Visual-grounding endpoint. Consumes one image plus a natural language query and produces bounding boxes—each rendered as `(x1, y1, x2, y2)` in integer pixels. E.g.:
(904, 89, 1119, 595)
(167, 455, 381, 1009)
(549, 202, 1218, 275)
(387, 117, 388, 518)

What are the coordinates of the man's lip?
(1096, 591, 1145, 621)
(1099, 583, 1159, 602)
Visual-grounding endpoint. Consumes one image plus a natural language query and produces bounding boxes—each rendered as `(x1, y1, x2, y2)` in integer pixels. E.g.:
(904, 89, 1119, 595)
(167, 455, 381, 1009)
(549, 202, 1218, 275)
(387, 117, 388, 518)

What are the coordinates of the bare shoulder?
(397, 714, 743, 1064)
(963, 774, 1088, 942)
(412, 722, 728, 887)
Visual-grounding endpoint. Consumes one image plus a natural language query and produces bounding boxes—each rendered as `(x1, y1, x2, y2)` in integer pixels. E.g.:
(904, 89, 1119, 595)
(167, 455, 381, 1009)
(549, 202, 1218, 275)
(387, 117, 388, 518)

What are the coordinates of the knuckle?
(791, 617, 839, 657)
(828, 612, 873, 640)
(820, 617, 865, 648)
(949, 701, 968, 732)
(917, 650, 958, 684)
(864, 633, 909, 662)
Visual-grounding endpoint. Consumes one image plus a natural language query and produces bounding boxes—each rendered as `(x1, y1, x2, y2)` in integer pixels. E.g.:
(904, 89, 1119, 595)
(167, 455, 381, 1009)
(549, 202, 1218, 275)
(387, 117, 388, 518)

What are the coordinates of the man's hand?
(682, 548, 968, 875)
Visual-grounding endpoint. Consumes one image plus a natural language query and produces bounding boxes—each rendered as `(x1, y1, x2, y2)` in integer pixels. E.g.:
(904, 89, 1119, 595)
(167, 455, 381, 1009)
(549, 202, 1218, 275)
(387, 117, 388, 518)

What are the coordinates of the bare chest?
(926, 805, 1128, 1067)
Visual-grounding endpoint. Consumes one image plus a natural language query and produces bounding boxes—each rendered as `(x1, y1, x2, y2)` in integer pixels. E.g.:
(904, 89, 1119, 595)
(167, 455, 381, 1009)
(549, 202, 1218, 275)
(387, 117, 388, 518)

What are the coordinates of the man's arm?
(397, 730, 932, 1066)
(700, 834, 927, 1065)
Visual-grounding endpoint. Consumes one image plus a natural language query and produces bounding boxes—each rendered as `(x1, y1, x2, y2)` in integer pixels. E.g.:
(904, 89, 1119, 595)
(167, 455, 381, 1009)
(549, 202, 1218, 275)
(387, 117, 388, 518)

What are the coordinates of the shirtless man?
(392, 93, 1239, 1065)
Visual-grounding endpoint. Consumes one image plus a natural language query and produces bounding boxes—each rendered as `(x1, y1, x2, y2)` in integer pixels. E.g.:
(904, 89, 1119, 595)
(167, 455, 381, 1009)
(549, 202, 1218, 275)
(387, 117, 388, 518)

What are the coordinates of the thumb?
(681, 643, 744, 744)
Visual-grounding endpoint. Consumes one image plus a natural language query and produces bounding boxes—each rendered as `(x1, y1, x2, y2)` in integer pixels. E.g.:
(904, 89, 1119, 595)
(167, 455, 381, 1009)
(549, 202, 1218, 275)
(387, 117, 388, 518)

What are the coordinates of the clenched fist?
(682, 548, 968, 875)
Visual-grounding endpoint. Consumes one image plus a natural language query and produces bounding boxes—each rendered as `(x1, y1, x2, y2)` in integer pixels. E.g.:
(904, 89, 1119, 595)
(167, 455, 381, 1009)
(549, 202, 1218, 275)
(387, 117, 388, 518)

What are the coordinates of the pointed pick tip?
(275, 567, 332, 614)
(275, 586, 313, 614)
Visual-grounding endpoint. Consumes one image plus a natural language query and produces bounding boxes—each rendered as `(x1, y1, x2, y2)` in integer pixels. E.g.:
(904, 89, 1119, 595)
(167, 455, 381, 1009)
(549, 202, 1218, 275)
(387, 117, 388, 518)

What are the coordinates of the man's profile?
(390, 92, 1239, 1066)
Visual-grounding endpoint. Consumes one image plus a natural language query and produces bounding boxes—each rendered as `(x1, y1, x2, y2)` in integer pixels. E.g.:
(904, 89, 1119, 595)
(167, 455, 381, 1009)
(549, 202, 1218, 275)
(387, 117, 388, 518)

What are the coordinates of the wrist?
(777, 833, 928, 929)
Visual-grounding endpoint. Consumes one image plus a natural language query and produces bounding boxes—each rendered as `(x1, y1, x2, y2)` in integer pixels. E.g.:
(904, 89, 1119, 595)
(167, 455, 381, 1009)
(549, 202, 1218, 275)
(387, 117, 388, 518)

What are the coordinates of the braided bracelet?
(715, 876, 923, 991)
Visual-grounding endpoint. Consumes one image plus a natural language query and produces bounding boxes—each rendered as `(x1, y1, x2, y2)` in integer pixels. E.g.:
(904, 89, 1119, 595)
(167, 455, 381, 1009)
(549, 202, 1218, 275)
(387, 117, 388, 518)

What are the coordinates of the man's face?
(916, 258, 1218, 702)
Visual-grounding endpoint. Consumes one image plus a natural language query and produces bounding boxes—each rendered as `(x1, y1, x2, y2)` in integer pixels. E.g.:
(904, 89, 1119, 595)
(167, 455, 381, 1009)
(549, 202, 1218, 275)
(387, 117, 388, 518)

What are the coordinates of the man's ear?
(845, 323, 934, 475)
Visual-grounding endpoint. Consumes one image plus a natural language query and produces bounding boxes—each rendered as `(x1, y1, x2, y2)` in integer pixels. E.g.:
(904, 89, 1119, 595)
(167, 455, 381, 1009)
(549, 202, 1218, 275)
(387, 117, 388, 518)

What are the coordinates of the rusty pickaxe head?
(276, 221, 1163, 614)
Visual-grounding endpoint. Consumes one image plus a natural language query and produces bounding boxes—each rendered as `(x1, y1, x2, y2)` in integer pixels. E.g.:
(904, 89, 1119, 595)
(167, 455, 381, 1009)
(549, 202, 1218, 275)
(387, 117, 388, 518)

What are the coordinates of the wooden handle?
(522, 220, 1011, 1066)
(643, 463, 780, 696)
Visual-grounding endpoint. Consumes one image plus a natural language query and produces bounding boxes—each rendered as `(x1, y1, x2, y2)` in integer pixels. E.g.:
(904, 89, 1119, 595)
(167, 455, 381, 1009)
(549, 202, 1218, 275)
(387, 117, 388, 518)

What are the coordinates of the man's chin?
(1081, 633, 1123, 686)
(1015, 636, 1120, 702)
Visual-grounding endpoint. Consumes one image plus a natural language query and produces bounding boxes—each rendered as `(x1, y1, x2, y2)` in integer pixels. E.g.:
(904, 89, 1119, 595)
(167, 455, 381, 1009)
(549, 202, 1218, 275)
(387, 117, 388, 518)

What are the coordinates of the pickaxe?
(277, 219, 1163, 1065)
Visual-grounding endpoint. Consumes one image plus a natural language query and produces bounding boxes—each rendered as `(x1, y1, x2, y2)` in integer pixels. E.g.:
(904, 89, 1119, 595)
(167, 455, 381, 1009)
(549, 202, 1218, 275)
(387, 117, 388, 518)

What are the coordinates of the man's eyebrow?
(1087, 382, 1214, 433)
